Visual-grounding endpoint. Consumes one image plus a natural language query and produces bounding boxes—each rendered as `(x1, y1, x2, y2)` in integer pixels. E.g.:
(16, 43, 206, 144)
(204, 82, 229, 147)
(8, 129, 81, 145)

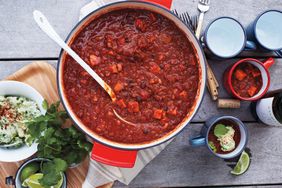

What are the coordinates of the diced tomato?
(117, 64, 123, 72)
(80, 79, 87, 85)
(109, 65, 118, 73)
(157, 53, 165, 61)
(139, 90, 150, 100)
(117, 37, 125, 46)
(179, 91, 188, 99)
(167, 107, 177, 116)
(252, 70, 261, 77)
(80, 71, 89, 77)
(128, 101, 140, 113)
(116, 99, 127, 109)
(234, 69, 247, 81)
(153, 109, 164, 120)
(150, 63, 161, 74)
(247, 86, 258, 97)
(160, 34, 172, 44)
(89, 55, 101, 66)
(108, 50, 115, 56)
(114, 82, 124, 92)
(149, 13, 157, 21)
(135, 19, 146, 32)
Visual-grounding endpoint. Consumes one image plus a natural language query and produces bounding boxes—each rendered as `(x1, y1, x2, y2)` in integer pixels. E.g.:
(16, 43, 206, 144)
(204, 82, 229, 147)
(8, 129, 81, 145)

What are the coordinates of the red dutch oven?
(223, 57, 275, 101)
(57, 0, 207, 168)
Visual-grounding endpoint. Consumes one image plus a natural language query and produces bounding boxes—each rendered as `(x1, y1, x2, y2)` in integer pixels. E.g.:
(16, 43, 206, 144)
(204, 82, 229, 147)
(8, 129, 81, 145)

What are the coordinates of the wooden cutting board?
(1, 61, 113, 188)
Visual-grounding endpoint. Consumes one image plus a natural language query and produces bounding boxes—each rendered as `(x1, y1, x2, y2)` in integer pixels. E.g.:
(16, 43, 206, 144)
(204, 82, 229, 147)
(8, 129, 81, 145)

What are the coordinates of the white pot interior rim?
(57, 1, 207, 150)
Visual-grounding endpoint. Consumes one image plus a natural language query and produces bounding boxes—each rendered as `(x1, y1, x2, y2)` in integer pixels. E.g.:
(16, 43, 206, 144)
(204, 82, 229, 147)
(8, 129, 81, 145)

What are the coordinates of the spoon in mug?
(33, 10, 138, 125)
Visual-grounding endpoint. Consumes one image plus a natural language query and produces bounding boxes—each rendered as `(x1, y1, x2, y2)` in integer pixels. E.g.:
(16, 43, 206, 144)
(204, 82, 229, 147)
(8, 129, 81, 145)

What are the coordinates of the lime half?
(22, 173, 44, 188)
(20, 162, 40, 182)
(231, 151, 250, 175)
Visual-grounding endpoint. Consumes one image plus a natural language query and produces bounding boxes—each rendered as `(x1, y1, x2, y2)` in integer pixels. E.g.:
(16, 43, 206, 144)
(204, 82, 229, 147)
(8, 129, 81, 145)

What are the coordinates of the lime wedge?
(231, 151, 250, 175)
(20, 162, 40, 182)
(22, 173, 44, 188)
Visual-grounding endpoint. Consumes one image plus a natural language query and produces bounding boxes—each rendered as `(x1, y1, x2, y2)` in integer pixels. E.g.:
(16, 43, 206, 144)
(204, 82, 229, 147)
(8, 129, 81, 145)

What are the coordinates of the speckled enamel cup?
(189, 116, 248, 159)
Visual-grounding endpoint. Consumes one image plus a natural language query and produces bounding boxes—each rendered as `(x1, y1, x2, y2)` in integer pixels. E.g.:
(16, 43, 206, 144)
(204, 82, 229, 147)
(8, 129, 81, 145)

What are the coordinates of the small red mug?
(223, 58, 275, 101)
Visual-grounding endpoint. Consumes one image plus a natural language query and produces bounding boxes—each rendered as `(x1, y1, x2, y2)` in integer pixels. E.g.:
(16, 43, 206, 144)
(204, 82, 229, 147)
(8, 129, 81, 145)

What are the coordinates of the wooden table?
(1, 0, 282, 187)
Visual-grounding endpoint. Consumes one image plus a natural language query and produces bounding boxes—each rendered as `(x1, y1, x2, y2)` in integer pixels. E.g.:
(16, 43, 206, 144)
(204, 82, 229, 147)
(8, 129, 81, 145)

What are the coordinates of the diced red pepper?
(128, 101, 140, 113)
(247, 86, 258, 97)
(153, 109, 164, 120)
(114, 82, 124, 92)
(116, 99, 127, 109)
(234, 69, 247, 81)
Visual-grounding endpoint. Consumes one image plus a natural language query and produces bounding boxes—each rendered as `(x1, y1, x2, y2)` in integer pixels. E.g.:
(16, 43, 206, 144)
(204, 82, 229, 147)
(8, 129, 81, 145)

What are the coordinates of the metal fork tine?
(172, 9, 178, 16)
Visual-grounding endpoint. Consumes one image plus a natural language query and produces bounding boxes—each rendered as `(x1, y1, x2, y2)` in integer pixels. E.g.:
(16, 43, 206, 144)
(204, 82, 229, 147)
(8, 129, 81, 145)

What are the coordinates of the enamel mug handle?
(189, 136, 206, 147)
(263, 57, 275, 70)
(91, 142, 137, 168)
(245, 40, 257, 50)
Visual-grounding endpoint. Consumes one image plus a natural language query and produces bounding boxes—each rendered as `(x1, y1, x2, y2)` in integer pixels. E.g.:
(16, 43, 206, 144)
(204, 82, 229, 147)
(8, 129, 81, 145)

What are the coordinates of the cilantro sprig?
(27, 101, 93, 187)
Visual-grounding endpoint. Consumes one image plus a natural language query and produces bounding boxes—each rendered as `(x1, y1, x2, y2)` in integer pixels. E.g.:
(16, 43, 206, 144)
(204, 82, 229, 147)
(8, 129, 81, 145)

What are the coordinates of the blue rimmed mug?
(253, 10, 282, 56)
(189, 116, 248, 159)
(203, 17, 256, 59)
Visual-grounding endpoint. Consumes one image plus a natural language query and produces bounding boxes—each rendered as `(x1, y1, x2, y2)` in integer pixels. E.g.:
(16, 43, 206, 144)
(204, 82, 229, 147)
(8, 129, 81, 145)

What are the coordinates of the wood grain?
(0, 0, 281, 59)
(1, 62, 112, 188)
(116, 122, 282, 187)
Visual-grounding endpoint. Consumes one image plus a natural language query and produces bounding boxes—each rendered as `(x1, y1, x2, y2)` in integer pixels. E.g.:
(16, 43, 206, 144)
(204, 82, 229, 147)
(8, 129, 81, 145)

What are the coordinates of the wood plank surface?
(1, 59, 282, 123)
(0, 0, 282, 59)
(1, 0, 282, 187)
(0, 62, 90, 188)
(115, 122, 282, 187)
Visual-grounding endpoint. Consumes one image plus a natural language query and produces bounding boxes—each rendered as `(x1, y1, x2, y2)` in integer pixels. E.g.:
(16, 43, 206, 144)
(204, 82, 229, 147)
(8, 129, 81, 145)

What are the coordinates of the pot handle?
(91, 142, 137, 168)
(263, 57, 275, 70)
(141, 0, 173, 9)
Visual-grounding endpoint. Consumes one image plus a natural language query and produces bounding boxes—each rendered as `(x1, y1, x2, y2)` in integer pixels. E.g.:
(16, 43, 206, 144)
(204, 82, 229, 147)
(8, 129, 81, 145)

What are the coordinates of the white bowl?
(0, 81, 46, 162)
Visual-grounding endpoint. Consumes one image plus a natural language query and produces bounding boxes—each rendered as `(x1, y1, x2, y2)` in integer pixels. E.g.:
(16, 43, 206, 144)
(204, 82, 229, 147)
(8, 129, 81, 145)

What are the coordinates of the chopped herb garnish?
(214, 124, 228, 138)
(27, 101, 93, 187)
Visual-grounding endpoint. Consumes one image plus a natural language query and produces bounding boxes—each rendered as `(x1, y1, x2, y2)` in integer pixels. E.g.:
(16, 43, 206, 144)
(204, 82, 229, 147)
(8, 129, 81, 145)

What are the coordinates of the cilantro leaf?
(214, 124, 228, 138)
(208, 141, 217, 153)
(53, 158, 68, 172)
(26, 101, 93, 187)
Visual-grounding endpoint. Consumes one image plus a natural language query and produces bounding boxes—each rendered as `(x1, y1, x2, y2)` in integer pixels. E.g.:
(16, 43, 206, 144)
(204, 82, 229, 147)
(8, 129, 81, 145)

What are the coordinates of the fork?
(195, 0, 210, 39)
(195, 0, 219, 100)
(172, 10, 198, 34)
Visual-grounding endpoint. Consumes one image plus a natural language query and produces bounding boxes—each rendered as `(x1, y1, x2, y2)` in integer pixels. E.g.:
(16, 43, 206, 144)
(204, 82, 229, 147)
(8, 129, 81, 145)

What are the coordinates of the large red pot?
(57, 0, 207, 168)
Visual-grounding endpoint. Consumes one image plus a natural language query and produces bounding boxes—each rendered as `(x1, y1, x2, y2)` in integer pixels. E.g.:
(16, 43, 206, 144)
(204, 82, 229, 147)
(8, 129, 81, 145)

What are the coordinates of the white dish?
(0, 81, 46, 162)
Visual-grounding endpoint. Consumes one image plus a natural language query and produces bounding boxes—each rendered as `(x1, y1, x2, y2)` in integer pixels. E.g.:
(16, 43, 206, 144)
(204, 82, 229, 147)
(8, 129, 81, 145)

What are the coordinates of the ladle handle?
(33, 10, 115, 101)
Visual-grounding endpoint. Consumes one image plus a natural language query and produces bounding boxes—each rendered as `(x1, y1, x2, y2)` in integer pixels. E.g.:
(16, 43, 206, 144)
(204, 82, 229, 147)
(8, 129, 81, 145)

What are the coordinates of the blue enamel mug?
(189, 116, 248, 159)
(253, 10, 282, 56)
(203, 17, 256, 59)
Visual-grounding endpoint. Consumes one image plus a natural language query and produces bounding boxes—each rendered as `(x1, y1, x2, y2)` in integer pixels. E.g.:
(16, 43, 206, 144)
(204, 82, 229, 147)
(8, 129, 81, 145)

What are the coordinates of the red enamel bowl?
(57, 0, 207, 168)
(223, 58, 274, 101)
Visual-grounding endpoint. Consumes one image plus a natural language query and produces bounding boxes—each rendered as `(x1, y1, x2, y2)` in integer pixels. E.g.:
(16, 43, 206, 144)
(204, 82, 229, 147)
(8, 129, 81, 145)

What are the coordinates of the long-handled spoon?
(33, 10, 117, 102)
(33, 10, 139, 125)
